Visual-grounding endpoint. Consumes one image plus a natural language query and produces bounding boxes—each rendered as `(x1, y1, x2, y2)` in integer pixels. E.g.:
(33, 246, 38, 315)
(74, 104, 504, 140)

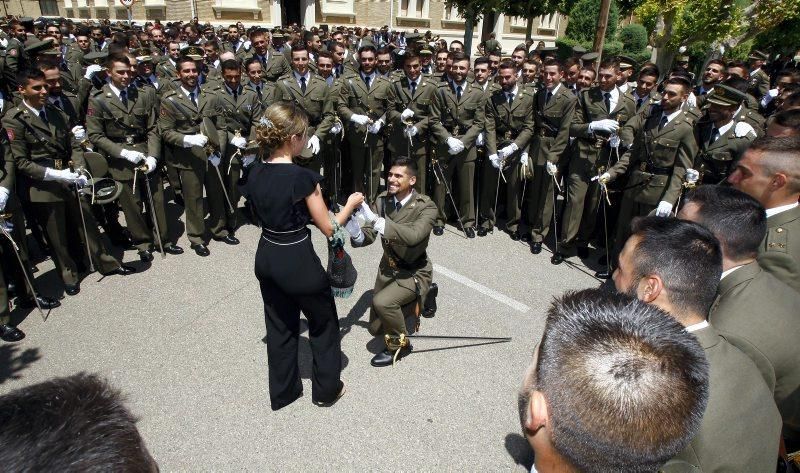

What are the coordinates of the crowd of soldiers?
(0, 18, 797, 334)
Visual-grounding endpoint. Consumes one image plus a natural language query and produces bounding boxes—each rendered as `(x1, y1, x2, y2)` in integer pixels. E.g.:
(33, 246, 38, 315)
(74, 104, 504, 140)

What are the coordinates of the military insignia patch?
(86, 107, 95, 117)
(160, 107, 169, 117)
(6, 129, 14, 141)
(8, 49, 17, 57)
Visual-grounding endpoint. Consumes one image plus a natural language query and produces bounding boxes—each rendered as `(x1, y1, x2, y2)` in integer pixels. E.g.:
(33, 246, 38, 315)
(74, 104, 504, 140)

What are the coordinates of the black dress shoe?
(138, 250, 154, 263)
(577, 246, 590, 259)
(520, 233, 532, 243)
(477, 227, 489, 237)
(108, 230, 133, 249)
(213, 235, 240, 245)
(465, 227, 475, 238)
(432, 226, 444, 236)
(595, 269, 612, 279)
(18, 295, 61, 310)
(65, 283, 80, 296)
(192, 244, 210, 257)
(370, 344, 413, 367)
(509, 231, 520, 241)
(0, 324, 25, 342)
(109, 265, 136, 276)
(551, 253, 565, 265)
(530, 242, 543, 254)
(422, 283, 437, 318)
(163, 244, 184, 255)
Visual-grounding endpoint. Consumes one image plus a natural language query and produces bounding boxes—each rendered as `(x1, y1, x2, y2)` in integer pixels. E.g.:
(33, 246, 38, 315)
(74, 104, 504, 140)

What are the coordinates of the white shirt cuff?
(374, 217, 386, 235)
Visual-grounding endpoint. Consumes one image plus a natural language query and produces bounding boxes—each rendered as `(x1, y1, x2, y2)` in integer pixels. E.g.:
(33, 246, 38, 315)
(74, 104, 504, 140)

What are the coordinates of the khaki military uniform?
(749, 68, 770, 99)
(481, 85, 536, 233)
(429, 80, 485, 229)
(155, 58, 177, 81)
(710, 261, 800, 443)
(526, 85, 576, 242)
(386, 74, 440, 193)
(205, 82, 263, 233)
(2, 103, 122, 285)
(561, 86, 635, 253)
(321, 76, 346, 203)
(2, 37, 25, 92)
(86, 84, 170, 253)
(242, 50, 290, 82)
(672, 325, 782, 471)
(353, 190, 437, 346)
(158, 87, 229, 246)
(734, 104, 766, 138)
(693, 119, 756, 185)
(609, 106, 697, 248)
(244, 79, 277, 110)
(337, 72, 392, 204)
(758, 205, 800, 293)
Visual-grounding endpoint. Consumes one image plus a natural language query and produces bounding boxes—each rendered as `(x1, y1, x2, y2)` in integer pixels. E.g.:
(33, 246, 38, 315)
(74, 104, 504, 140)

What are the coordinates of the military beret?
(706, 84, 746, 107)
(748, 50, 768, 61)
(617, 55, 636, 69)
(180, 45, 204, 60)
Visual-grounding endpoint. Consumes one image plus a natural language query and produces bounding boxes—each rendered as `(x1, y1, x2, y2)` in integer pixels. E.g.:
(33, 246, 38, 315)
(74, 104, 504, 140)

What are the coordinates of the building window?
(39, 0, 59, 15)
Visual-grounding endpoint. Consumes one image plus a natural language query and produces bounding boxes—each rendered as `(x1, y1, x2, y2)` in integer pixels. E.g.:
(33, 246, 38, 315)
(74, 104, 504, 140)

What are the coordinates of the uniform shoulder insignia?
(90, 88, 104, 97)
(734, 121, 756, 138)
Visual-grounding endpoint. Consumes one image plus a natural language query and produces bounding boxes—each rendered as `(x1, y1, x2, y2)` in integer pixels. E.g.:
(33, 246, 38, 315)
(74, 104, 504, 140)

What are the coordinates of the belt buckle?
(539, 129, 546, 137)
(594, 137, 605, 149)
(125, 135, 134, 145)
(387, 257, 398, 270)
(504, 131, 512, 140)
(54, 159, 63, 170)
(639, 162, 647, 172)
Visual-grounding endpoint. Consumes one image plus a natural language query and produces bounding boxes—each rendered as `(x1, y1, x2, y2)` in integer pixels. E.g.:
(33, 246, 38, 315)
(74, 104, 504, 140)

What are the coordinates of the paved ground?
(0, 204, 604, 470)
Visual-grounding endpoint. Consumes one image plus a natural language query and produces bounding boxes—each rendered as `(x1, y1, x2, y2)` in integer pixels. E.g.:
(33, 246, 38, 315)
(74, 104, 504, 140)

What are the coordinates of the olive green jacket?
(157, 87, 227, 171)
(758, 204, 800, 293)
(273, 72, 335, 140)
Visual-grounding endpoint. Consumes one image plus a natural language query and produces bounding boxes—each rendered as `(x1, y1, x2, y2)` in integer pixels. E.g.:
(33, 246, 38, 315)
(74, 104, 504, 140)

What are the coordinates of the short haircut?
(176, 56, 197, 70)
(664, 76, 690, 93)
(0, 373, 155, 470)
(774, 109, 800, 129)
(513, 45, 527, 54)
(220, 58, 240, 72)
(542, 58, 563, 72)
(376, 46, 392, 57)
(473, 56, 490, 68)
(390, 156, 418, 177)
(358, 44, 376, 55)
(290, 43, 308, 54)
(16, 68, 45, 86)
(449, 51, 468, 64)
(106, 54, 131, 68)
(777, 68, 800, 83)
(534, 289, 709, 473)
(706, 58, 726, 69)
(629, 217, 722, 316)
(724, 76, 750, 94)
(402, 52, 420, 64)
(498, 59, 516, 71)
(564, 57, 579, 69)
(638, 64, 660, 79)
(683, 185, 767, 260)
(450, 39, 464, 49)
(316, 50, 333, 62)
(204, 40, 220, 51)
(580, 67, 596, 79)
(747, 136, 800, 193)
(599, 57, 619, 71)
(726, 60, 748, 73)
(328, 41, 346, 52)
(244, 57, 262, 70)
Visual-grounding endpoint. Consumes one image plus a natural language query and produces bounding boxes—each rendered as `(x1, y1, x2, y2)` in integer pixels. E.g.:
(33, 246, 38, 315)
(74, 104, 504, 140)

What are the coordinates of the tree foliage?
(618, 23, 648, 52)
(564, 0, 620, 43)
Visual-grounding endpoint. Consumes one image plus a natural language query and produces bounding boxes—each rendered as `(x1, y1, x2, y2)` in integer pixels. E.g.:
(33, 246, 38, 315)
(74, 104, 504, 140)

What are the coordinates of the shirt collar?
(108, 82, 125, 99)
(395, 191, 414, 208)
(684, 320, 710, 333)
(360, 70, 377, 82)
(548, 83, 562, 95)
(22, 100, 42, 117)
(293, 70, 311, 83)
(720, 265, 744, 280)
(452, 79, 467, 90)
(715, 119, 734, 137)
(225, 83, 241, 96)
(180, 86, 200, 99)
(766, 202, 799, 218)
(506, 84, 519, 97)
(662, 107, 683, 125)
(47, 95, 62, 105)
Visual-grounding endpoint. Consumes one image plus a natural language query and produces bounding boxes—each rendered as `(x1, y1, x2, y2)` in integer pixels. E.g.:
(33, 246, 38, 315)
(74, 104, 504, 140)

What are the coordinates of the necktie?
(546, 91, 553, 104)
(395, 200, 402, 212)
(636, 98, 643, 109)
(232, 88, 238, 101)
(410, 80, 416, 96)
(40, 109, 49, 125)
(456, 85, 462, 101)
(52, 98, 62, 110)
(189, 91, 197, 106)
(260, 55, 267, 66)
(507, 92, 514, 105)
(256, 85, 262, 99)
(120, 89, 128, 107)
(364, 75, 371, 89)
(658, 115, 668, 131)
(709, 127, 720, 144)
(300, 76, 307, 94)
(603, 92, 611, 111)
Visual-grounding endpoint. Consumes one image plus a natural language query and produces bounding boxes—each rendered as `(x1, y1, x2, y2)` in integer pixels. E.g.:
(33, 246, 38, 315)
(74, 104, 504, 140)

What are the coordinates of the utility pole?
(593, 0, 611, 63)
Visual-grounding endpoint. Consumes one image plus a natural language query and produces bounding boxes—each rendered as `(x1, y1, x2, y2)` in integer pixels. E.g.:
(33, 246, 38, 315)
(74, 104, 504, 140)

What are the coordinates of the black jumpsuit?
(241, 161, 343, 410)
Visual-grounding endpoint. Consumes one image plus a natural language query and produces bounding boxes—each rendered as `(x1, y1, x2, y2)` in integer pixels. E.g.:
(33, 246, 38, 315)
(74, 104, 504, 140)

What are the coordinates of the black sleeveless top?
(240, 162, 324, 232)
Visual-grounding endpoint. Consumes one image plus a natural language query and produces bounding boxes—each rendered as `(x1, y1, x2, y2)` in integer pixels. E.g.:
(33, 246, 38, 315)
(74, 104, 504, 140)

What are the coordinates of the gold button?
(776, 228, 784, 233)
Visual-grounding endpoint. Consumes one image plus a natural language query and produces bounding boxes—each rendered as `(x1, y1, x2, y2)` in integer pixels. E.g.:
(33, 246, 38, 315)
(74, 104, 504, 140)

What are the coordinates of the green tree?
(495, 0, 572, 41)
(564, 0, 620, 43)
(618, 23, 648, 52)
(443, 0, 498, 53)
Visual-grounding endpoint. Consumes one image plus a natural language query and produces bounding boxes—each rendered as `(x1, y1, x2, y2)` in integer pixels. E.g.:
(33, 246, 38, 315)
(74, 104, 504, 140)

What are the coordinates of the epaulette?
(90, 88, 105, 97)
(162, 89, 178, 99)
(63, 90, 78, 98)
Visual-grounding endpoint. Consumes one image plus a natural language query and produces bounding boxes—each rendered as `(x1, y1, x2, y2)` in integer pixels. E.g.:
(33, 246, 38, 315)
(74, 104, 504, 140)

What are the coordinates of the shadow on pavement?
(504, 432, 534, 470)
(0, 344, 42, 385)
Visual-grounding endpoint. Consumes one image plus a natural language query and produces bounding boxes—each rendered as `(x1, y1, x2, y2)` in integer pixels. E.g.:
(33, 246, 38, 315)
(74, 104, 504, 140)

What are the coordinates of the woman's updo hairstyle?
(255, 102, 309, 159)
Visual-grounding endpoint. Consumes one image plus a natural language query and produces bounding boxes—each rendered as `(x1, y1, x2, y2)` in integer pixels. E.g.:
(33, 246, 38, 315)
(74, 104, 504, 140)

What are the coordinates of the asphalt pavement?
(0, 209, 603, 470)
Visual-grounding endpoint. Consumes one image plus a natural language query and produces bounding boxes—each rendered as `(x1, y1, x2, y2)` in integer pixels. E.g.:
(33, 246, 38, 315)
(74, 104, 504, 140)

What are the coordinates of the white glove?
(400, 108, 414, 120)
(734, 122, 756, 138)
(350, 114, 370, 126)
(344, 216, 362, 239)
(0, 186, 9, 212)
(546, 161, 557, 176)
(489, 153, 502, 169)
(208, 152, 221, 167)
(476, 132, 485, 146)
(359, 202, 378, 223)
(655, 201, 673, 217)
(368, 119, 384, 134)
(71, 125, 86, 141)
(446, 137, 465, 155)
(592, 172, 611, 184)
(243, 40, 251, 49)
(120, 149, 146, 164)
(307, 135, 321, 154)
(404, 125, 418, 138)
(330, 122, 343, 135)
(0, 38, 7, 49)
(685, 168, 699, 184)
(230, 135, 247, 148)
(520, 152, 530, 178)
(183, 134, 209, 148)
(499, 142, 518, 158)
(144, 156, 157, 174)
(588, 119, 619, 134)
(242, 154, 256, 167)
(44, 168, 81, 184)
(84, 64, 103, 80)
(686, 92, 697, 108)
(609, 134, 621, 148)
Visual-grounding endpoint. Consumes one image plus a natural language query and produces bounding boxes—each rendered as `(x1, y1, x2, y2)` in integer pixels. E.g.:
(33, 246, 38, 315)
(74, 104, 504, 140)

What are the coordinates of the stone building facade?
(5, 0, 567, 53)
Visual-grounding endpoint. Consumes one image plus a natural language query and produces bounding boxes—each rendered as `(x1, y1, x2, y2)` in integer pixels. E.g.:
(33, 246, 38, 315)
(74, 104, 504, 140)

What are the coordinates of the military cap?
(419, 48, 433, 56)
(748, 50, 768, 61)
(617, 55, 636, 70)
(84, 51, 108, 65)
(516, 42, 528, 50)
(676, 55, 690, 63)
(24, 37, 56, 55)
(133, 47, 154, 62)
(357, 38, 376, 51)
(19, 17, 34, 25)
(581, 52, 600, 63)
(572, 44, 587, 55)
(405, 32, 421, 42)
(180, 45, 204, 60)
(706, 84, 747, 107)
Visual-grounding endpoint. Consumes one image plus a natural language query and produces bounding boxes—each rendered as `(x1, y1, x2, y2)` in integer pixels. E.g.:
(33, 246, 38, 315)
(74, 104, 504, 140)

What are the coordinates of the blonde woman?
(241, 103, 363, 410)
